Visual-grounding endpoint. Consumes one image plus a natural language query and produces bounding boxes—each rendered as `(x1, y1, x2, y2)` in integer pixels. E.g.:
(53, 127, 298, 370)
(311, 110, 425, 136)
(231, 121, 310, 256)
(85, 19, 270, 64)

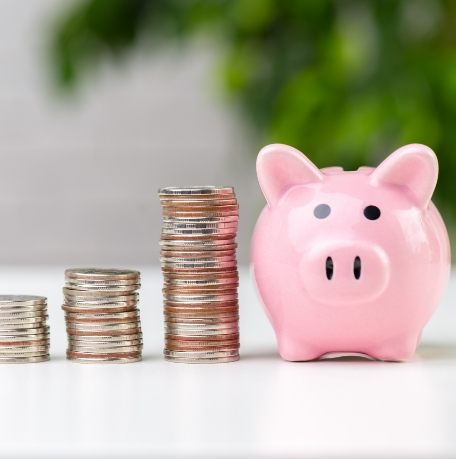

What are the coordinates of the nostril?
(325, 256, 334, 280)
(354, 256, 361, 280)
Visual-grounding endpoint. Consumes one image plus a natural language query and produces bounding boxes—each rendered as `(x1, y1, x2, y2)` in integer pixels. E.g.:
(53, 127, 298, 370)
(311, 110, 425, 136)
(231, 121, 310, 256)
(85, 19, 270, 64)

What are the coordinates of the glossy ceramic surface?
(251, 143, 451, 361)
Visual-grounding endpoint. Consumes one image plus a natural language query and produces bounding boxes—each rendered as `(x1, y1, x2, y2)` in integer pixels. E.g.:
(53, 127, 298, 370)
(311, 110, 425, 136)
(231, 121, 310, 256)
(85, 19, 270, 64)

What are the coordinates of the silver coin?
(163, 278, 238, 288)
(162, 222, 238, 230)
(165, 328, 239, 337)
(62, 298, 138, 308)
(67, 355, 141, 363)
(63, 287, 139, 298)
(164, 293, 237, 302)
(0, 355, 50, 363)
(163, 215, 238, 223)
(161, 226, 237, 235)
(0, 325, 49, 334)
(68, 338, 142, 347)
(68, 343, 142, 352)
(162, 211, 239, 218)
(161, 222, 238, 231)
(0, 350, 49, 358)
(0, 345, 49, 354)
(160, 239, 236, 248)
(0, 315, 48, 325)
(65, 311, 139, 320)
(160, 255, 236, 263)
(0, 295, 46, 307)
(165, 321, 238, 329)
(66, 277, 141, 286)
(0, 310, 48, 319)
(165, 315, 238, 324)
(0, 333, 50, 342)
(158, 186, 234, 196)
(66, 322, 140, 330)
(164, 349, 239, 358)
(0, 322, 49, 331)
(164, 355, 239, 364)
(65, 268, 140, 281)
(68, 333, 142, 342)
(161, 262, 237, 271)
(64, 283, 140, 293)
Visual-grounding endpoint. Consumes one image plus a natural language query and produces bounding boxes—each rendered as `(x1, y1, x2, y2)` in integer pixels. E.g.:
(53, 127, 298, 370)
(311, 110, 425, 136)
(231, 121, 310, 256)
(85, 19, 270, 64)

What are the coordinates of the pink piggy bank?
(251, 143, 450, 361)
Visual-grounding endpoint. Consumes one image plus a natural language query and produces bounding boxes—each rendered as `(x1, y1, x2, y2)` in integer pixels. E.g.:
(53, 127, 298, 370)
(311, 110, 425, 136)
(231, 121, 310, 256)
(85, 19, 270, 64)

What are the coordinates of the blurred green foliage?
(52, 0, 456, 230)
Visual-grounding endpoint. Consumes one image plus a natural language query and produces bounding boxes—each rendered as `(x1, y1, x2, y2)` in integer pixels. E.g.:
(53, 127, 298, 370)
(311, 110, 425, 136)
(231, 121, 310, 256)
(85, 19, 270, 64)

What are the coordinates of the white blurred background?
(0, 0, 261, 265)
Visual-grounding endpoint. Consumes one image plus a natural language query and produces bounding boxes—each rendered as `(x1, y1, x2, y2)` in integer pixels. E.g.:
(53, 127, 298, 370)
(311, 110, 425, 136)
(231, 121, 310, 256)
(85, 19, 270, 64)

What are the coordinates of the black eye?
(364, 205, 381, 220)
(314, 204, 331, 219)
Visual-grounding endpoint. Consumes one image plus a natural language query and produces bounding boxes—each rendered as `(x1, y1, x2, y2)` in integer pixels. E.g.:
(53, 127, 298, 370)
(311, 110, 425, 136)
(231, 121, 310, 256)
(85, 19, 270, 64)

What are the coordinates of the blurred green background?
(52, 0, 456, 233)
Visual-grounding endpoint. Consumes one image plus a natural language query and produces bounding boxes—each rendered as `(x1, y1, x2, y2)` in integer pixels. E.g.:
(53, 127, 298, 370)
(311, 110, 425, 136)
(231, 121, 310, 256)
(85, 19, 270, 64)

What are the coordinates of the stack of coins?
(159, 186, 240, 363)
(0, 295, 49, 363)
(62, 268, 142, 363)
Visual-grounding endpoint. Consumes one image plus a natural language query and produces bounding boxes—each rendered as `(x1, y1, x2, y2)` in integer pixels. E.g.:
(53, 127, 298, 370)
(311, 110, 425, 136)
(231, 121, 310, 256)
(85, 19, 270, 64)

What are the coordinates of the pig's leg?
(278, 336, 322, 361)
(369, 334, 419, 362)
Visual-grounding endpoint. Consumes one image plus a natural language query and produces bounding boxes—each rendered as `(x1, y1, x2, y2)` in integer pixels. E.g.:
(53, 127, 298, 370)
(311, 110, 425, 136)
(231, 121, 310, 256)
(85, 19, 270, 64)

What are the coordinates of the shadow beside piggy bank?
(251, 144, 451, 361)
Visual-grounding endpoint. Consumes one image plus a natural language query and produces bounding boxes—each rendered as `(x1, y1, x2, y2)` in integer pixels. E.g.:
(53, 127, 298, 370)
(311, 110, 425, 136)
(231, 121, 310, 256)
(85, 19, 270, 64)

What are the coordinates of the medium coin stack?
(159, 186, 240, 363)
(62, 268, 143, 363)
(0, 295, 49, 363)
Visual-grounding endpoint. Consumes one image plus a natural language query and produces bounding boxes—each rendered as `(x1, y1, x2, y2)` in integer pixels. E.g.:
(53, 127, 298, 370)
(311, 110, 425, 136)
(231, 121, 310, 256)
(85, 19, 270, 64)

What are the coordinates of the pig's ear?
(257, 144, 323, 206)
(369, 144, 438, 209)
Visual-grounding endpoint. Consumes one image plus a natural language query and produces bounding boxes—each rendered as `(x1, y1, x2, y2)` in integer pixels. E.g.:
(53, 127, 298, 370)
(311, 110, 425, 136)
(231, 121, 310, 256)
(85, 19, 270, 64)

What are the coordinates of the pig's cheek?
(286, 207, 314, 251)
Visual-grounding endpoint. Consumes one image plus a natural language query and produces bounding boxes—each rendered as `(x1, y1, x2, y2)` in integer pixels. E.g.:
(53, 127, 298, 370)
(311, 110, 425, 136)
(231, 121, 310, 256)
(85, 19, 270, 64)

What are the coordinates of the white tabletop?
(0, 266, 454, 458)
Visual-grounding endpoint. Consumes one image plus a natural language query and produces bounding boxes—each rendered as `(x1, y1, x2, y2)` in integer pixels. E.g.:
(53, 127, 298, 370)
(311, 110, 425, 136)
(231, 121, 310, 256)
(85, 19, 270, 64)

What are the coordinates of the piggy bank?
(251, 143, 450, 361)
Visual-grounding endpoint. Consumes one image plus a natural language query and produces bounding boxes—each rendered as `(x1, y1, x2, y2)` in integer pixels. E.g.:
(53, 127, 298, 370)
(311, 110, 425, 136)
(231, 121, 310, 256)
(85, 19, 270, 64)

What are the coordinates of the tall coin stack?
(0, 295, 50, 363)
(159, 186, 240, 363)
(62, 268, 143, 363)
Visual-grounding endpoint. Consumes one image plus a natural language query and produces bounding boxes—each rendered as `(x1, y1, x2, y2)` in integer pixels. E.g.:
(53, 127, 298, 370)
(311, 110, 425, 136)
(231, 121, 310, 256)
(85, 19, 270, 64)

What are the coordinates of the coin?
(68, 333, 142, 343)
(159, 186, 240, 363)
(0, 295, 49, 363)
(65, 268, 140, 281)
(0, 295, 46, 307)
(62, 268, 143, 363)
(0, 355, 50, 363)
(158, 185, 234, 194)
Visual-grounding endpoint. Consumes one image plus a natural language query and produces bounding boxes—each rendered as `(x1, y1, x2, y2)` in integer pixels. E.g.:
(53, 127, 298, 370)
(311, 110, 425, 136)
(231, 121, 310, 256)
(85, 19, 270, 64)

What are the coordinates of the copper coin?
(0, 338, 49, 347)
(163, 287, 238, 296)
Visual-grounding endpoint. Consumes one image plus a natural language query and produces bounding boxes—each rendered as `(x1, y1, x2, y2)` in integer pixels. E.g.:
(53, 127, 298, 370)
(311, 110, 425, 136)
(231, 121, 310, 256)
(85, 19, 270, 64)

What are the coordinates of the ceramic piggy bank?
(251, 143, 450, 361)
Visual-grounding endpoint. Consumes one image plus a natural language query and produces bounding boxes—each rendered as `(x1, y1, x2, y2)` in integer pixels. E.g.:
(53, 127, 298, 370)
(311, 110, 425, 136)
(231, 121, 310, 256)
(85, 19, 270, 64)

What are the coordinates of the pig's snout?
(301, 241, 389, 305)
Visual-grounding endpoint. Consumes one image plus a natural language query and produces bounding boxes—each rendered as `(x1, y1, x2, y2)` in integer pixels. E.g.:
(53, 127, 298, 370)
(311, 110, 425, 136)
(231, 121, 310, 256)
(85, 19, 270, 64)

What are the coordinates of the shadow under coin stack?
(0, 295, 50, 363)
(62, 268, 143, 363)
(159, 186, 240, 363)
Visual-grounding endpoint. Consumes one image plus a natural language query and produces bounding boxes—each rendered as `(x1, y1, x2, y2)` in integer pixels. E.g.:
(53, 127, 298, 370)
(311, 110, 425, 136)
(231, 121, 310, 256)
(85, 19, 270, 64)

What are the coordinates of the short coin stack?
(159, 186, 240, 363)
(62, 268, 142, 363)
(0, 295, 49, 363)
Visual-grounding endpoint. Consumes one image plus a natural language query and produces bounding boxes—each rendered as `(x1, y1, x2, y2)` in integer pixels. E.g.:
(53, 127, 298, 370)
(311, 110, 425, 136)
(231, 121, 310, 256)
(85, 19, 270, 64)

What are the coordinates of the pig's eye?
(364, 205, 381, 220)
(314, 204, 331, 219)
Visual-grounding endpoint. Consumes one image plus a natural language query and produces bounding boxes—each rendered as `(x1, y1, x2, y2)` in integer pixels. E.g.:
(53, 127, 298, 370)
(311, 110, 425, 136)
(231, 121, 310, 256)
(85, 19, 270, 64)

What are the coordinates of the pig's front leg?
(368, 334, 419, 362)
(278, 336, 323, 361)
